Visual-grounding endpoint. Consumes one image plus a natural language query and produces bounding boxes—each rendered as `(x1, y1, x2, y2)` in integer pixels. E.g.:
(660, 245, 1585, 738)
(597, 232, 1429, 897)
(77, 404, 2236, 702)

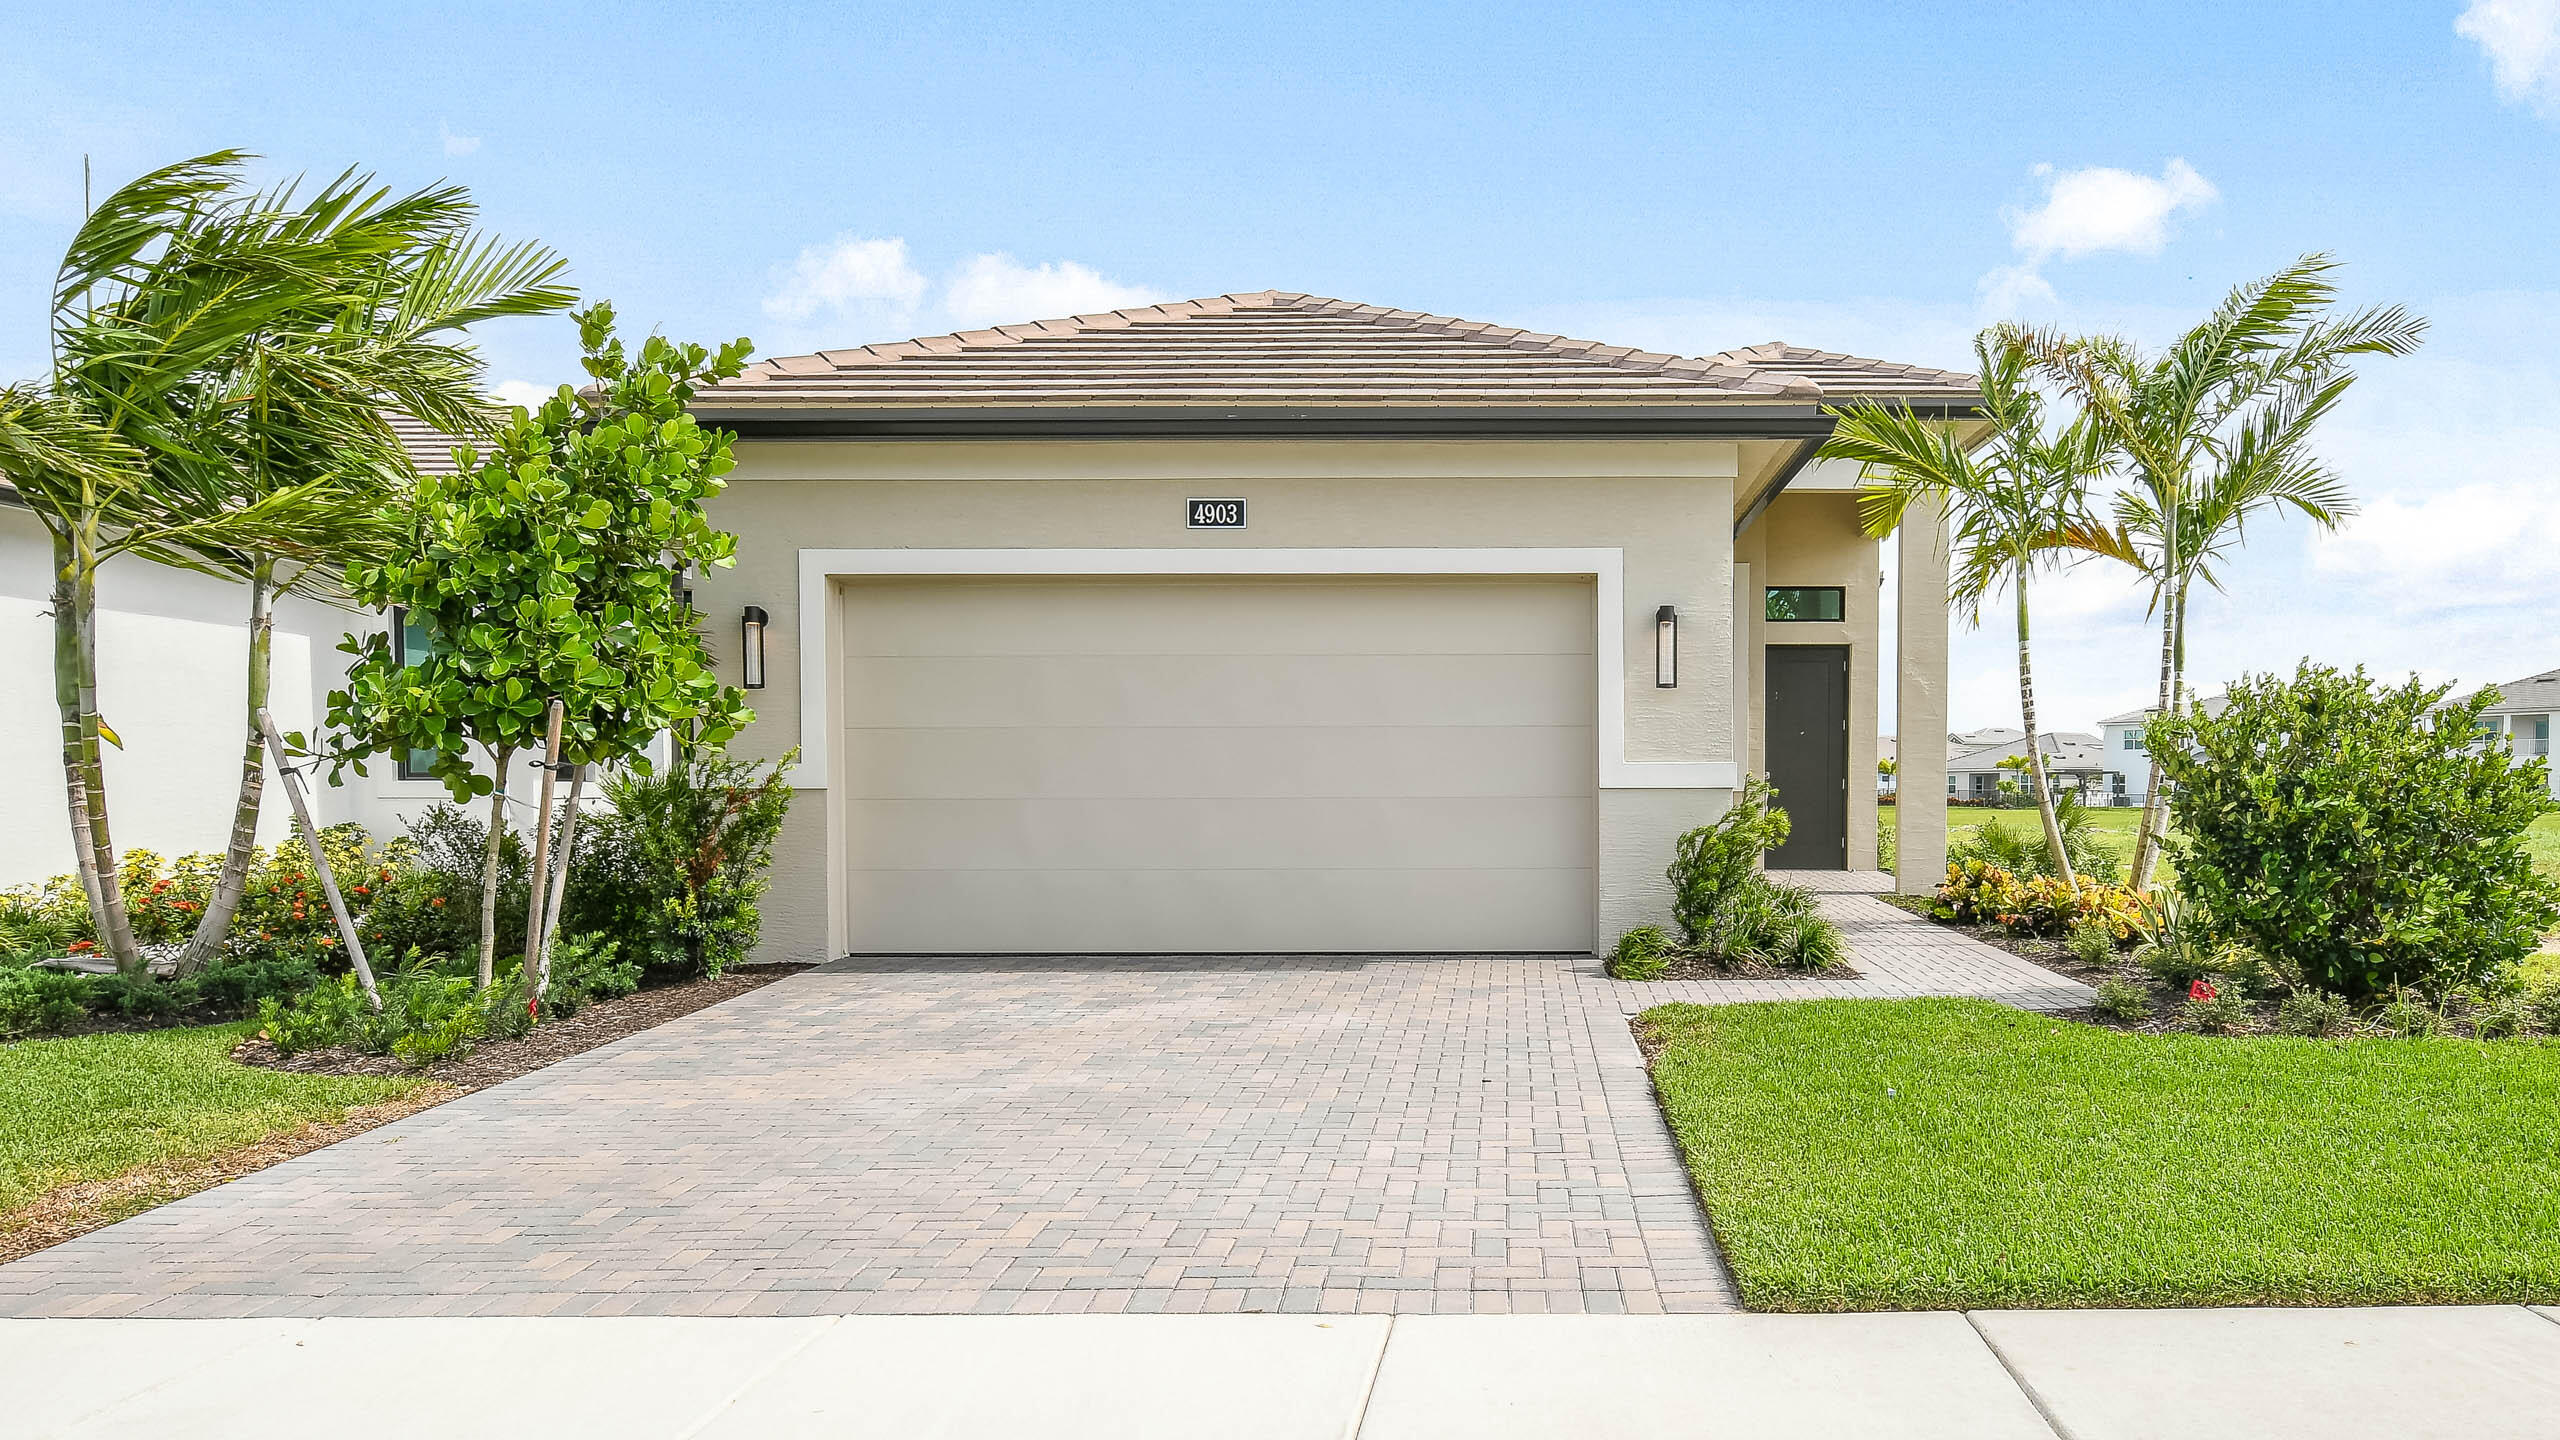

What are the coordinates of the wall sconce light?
(740, 605, 768, 689)
(1654, 605, 1677, 688)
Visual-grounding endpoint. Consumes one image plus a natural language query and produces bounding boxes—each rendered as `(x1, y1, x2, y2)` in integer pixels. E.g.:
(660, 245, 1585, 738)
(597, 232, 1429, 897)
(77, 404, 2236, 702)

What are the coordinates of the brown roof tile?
(691, 291, 1878, 413)
(1704, 341, 1979, 400)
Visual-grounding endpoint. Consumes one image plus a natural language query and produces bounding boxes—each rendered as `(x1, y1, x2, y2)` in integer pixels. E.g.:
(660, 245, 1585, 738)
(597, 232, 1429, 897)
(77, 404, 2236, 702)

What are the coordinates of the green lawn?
(1644, 997, 2560, 1311)
(0, 1022, 420, 1216)
(1885, 806, 2560, 886)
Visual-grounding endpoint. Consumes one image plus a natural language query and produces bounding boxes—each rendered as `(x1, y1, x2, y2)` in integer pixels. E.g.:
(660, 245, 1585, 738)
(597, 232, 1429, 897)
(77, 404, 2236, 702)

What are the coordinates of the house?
(674, 291, 1978, 960)
(0, 429, 540, 887)
(1942, 727, 2106, 805)
(2456, 668, 2560, 796)
(2097, 694, 2229, 806)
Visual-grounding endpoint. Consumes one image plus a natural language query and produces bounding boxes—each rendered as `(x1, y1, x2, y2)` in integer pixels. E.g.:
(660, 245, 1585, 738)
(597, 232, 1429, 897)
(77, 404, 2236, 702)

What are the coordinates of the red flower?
(2189, 979, 2218, 1002)
(430, 896, 446, 908)
(67, 940, 96, 954)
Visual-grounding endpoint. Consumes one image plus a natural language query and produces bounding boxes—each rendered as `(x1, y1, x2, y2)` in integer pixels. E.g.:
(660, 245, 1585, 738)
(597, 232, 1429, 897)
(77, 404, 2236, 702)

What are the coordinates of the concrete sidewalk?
(15, 1307, 2560, 1439)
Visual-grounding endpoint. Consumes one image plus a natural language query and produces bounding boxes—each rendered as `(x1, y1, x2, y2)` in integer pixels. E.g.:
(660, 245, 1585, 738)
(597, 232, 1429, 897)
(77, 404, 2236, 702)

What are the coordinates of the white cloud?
(2313, 482, 2560, 609)
(1981, 159, 2217, 318)
(941, 254, 1163, 331)
(761, 235, 930, 324)
(490, 379, 553, 409)
(2006, 159, 2217, 262)
(439, 121, 481, 157)
(2458, 0, 2560, 117)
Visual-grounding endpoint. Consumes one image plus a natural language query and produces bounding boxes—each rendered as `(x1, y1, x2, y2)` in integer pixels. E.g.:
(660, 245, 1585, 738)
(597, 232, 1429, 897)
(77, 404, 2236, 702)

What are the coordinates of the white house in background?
(2098, 694, 2229, 806)
(0, 423, 547, 887)
(2457, 668, 2560, 797)
(1943, 727, 2106, 805)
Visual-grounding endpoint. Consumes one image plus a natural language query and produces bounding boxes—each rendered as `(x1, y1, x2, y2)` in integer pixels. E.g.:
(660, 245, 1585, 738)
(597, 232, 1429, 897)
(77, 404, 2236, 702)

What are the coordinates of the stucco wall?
(1733, 490, 1884, 871)
(694, 436, 1744, 959)
(1, 503, 528, 887)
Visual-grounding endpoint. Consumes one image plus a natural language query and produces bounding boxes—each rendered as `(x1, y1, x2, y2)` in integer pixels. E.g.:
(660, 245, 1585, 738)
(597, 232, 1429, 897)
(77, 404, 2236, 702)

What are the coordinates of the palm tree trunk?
(2126, 597, 2176, 892)
(477, 746, 513, 990)
(2016, 573, 2077, 896)
(180, 561, 273, 974)
(56, 529, 143, 971)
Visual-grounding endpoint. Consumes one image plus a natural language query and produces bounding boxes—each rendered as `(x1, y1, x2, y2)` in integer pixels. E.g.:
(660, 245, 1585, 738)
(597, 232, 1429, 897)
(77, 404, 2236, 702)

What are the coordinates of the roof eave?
(697, 400, 1981, 441)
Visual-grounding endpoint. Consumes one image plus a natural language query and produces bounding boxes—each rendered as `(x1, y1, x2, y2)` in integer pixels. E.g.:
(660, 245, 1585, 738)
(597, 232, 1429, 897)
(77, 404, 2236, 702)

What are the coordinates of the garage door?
(838, 575, 1596, 953)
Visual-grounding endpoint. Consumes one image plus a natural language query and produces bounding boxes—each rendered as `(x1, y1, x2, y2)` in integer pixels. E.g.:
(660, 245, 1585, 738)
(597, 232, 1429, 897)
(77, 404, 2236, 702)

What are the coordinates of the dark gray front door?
(1765, 645, 1848, 870)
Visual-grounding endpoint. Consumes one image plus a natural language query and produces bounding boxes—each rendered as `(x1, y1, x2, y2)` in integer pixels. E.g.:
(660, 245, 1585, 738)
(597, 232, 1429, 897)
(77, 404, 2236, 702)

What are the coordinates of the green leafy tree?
(2029, 256, 2424, 890)
(2152, 663, 2560, 1001)
(1827, 329, 2110, 894)
(329, 304, 755, 986)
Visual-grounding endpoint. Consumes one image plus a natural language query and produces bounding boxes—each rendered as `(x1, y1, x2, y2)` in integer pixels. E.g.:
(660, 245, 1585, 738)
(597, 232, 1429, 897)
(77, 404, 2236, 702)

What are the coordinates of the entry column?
(1894, 494, 1949, 894)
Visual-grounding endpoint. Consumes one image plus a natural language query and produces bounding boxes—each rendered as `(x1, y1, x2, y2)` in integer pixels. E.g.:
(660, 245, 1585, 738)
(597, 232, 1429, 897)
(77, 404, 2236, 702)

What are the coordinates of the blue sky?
(7, 1, 2557, 734)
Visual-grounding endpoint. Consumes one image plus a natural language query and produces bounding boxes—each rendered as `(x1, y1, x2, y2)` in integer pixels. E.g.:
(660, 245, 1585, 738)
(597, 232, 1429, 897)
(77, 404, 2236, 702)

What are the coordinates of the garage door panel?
(844, 796, 1596, 871)
(844, 578, 1594, 658)
(841, 652, 1593, 729)
(837, 576, 1596, 954)
(843, 866, 1595, 953)
(840, 724, 1595, 800)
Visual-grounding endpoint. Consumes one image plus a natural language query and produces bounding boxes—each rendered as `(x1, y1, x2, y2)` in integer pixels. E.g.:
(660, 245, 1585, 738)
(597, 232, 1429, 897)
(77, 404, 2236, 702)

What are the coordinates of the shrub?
(2178, 982, 2253, 1035)
(0, 969, 94, 1038)
(1665, 777, 1792, 952)
(363, 808, 532, 964)
(540, 934, 640, 1016)
(1933, 861, 2145, 940)
(258, 975, 371, 1055)
(2153, 663, 2560, 1001)
(186, 953, 325, 1016)
(567, 747, 795, 977)
(2093, 977, 2151, 1021)
(1758, 909, 1847, 972)
(1947, 792, 2124, 885)
(1609, 926, 1674, 981)
(2377, 991, 2441, 1038)
(2066, 920, 2116, 966)
(2274, 989, 2353, 1038)
(2528, 983, 2560, 1037)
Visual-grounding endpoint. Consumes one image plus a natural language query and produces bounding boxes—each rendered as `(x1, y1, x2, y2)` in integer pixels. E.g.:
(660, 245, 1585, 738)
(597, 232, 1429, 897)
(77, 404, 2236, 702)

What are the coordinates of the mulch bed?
(232, 965, 809, 1087)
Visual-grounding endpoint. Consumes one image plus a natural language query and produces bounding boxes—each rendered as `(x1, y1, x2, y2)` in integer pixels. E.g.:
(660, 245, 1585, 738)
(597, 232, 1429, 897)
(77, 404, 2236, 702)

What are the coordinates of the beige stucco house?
(681, 292, 1972, 961)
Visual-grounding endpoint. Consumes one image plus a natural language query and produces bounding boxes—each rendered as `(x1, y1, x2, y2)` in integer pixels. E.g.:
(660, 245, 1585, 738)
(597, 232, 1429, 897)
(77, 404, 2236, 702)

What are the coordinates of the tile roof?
(694, 291, 1980, 414)
(2467, 668, 2560, 713)
(386, 413, 466, 475)
(1704, 341, 1980, 400)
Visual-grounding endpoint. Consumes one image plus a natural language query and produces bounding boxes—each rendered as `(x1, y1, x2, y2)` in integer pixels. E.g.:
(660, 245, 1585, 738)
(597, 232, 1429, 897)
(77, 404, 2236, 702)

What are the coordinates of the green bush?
(1756, 908, 1847, 972)
(567, 747, 794, 977)
(2178, 984, 2254, 1035)
(2093, 977, 2151, 1021)
(2377, 991, 2441, 1038)
(1608, 926, 1674, 981)
(0, 969, 95, 1038)
(1666, 777, 1791, 952)
(2528, 984, 2560, 1037)
(2273, 989, 2353, 1038)
(2153, 664, 2560, 1002)
(2066, 920, 2117, 965)
(257, 975, 372, 1055)
(1934, 860, 2146, 940)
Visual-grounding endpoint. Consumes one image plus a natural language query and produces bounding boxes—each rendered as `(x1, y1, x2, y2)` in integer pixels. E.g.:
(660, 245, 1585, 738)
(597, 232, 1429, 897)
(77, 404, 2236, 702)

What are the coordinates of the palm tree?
(144, 173, 572, 973)
(20, 152, 569, 972)
(2026, 256, 2424, 889)
(1824, 329, 2111, 893)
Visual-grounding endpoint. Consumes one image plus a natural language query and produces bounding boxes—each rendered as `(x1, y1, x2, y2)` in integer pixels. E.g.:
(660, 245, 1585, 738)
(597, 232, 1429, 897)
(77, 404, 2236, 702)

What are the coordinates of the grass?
(1643, 997, 2560, 1311)
(0, 1022, 420, 1217)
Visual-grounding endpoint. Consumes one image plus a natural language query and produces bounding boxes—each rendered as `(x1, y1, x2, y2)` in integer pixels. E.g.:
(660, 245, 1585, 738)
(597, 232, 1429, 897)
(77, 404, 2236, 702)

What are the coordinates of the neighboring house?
(1943, 728, 2106, 805)
(675, 291, 1977, 960)
(2097, 695, 2229, 806)
(0, 427, 544, 887)
(2456, 668, 2560, 797)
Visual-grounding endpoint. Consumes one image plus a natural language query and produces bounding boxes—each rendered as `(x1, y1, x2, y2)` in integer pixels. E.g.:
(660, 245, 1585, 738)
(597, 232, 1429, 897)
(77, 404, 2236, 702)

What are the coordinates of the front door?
(1765, 645, 1848, 870)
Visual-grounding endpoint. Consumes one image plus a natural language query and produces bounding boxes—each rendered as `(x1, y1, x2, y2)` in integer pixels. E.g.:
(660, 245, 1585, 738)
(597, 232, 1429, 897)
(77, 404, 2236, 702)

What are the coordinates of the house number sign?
(1187, 498, 1247, 529)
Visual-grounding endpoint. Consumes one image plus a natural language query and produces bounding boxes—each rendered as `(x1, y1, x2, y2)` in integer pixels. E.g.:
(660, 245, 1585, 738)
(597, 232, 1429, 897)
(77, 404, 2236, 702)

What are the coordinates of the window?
(1764, 586, 1844, 622)
(2121, 731, 2145, 752)
(391, 609, 443, 781)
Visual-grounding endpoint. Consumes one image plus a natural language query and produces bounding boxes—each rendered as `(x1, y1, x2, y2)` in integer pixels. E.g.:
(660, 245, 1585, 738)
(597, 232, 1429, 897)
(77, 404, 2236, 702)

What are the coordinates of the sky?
(5, 1, 2557, 735)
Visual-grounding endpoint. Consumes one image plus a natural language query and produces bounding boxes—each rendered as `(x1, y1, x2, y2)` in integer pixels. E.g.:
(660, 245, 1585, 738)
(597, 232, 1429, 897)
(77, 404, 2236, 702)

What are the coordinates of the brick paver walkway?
(0, 874, 2083, 1320)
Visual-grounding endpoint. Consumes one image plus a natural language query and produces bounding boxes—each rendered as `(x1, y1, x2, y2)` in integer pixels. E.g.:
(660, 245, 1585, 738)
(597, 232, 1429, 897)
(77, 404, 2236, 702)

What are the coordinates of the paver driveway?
(0, 953, 1730, 1318)
(0, 877, 2082, 1320)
